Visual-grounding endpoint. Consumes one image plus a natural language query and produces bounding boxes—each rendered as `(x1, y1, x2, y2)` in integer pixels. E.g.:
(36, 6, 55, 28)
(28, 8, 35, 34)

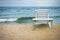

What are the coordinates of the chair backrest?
(35, 9, 49, 18)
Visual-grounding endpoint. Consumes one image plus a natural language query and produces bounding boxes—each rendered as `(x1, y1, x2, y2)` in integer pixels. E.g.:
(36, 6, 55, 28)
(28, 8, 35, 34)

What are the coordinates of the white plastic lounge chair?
(32, 9, 53, 30)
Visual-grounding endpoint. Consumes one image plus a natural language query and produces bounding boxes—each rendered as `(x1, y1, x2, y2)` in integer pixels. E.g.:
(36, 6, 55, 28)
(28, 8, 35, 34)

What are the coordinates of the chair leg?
(48, 22, 52, 29)
(32, 24, 36, 30)
(32, 21, 35, 30)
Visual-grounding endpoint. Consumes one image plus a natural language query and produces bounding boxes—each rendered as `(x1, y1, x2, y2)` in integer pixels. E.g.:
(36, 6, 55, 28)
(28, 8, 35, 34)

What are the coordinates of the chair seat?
(32, 18, 53, 21)
(33, 18, 53, 25)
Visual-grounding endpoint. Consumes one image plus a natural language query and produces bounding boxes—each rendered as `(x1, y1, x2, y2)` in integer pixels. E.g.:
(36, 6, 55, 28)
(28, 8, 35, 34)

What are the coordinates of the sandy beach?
(0, 23, 60, 40)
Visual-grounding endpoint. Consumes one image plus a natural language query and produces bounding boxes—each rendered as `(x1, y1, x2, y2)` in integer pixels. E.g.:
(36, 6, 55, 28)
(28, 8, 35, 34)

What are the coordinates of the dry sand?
(0, 24, 60, 40)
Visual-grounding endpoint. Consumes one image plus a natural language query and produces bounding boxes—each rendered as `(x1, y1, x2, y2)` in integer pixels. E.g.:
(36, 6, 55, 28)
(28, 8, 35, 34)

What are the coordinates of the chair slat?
(35, 9, 49, 18)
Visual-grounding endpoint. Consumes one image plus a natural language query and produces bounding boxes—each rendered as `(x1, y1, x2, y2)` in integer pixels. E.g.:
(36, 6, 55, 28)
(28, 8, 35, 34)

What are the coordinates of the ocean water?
(0, 7, 60, 24)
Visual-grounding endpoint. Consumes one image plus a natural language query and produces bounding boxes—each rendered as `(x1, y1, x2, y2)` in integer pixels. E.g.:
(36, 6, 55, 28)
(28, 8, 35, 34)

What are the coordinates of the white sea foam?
(0, 18, 17, 22)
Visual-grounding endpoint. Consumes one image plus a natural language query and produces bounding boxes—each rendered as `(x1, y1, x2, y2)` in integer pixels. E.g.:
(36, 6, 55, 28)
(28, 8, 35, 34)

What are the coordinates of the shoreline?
(0, 22, 60, 25)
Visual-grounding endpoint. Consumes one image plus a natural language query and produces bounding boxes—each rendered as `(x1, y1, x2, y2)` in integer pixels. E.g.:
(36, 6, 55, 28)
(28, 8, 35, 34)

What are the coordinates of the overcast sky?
(0, 0, 60, 7)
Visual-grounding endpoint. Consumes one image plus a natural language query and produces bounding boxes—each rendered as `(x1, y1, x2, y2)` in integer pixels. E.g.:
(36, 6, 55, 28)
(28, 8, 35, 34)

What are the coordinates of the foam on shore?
(0, 18, 17, 22)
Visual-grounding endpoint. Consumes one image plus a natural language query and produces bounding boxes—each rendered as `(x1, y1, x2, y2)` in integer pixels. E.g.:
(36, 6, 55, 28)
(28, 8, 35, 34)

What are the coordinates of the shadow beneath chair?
(36, 24, 48, 29)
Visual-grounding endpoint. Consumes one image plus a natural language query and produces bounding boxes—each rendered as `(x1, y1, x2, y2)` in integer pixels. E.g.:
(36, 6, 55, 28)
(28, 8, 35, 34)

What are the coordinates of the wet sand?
(0, 24, 60, 40)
